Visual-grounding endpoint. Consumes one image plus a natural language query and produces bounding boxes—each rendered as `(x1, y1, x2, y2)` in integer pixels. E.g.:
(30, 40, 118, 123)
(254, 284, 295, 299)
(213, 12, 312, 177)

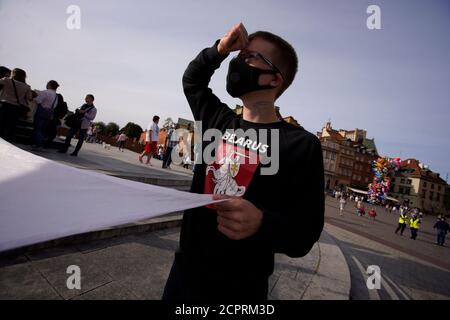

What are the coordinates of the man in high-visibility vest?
(395, 211, 409, 235)
(409, 213, 421, 240)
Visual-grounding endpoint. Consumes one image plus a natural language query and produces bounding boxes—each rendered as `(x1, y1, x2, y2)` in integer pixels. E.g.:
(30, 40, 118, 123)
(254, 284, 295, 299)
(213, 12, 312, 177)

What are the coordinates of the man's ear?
(270, 73, 283, 88)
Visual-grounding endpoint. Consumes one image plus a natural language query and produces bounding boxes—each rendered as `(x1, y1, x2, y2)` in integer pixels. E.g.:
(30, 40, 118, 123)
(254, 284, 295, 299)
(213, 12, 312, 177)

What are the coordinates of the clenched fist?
(217, 22, 249, 56)
(212, 194, 263, 240)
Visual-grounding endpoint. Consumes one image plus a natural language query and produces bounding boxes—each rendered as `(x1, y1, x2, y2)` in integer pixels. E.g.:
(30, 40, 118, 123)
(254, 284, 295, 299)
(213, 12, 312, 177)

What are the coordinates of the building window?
(424, 182, 427, 188)
(429, 191, 433, 200)
(407, 179, 412, 185)
(400, 178, 405, 184)
(431, 184, 435, 190)
(399, 187, 404, 194)
(438, 185, 441, 191)
(437, 193, 440, 201)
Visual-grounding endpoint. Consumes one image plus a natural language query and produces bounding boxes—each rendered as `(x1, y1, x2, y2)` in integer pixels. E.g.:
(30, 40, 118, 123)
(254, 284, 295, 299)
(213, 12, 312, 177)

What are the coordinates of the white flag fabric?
(0, 139, 219, 252)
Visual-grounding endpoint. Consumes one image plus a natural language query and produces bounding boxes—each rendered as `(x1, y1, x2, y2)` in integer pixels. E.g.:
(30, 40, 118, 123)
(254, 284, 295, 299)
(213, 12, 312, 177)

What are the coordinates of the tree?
(120, 122, 143, 139)
(93, 121, 106, 134)
(163, 117, 174, 129)
(105, 122, 120, 136)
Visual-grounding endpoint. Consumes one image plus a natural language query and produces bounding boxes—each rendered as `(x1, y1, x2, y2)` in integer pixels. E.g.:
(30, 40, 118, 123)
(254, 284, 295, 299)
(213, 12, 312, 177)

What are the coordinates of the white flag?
(0, 139, 220, 252)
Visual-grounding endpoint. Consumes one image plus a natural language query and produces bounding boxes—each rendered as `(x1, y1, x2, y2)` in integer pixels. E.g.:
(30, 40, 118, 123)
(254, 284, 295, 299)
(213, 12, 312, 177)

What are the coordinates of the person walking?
(409, 213, 421, 240)
(356, 198, 363, 215)
(433, 217, 449, 246)
(85, 124, 94, 143)
(116, 132, 128, 151)
(339, 196, 346, 216)
(139, 115, 159, 165)
(395, 210, 409, 235)
(392, 205, 397, 215)
(58, 94, 97, 156)
(368, 208, 377, 220)
(162, 124, 179, 169)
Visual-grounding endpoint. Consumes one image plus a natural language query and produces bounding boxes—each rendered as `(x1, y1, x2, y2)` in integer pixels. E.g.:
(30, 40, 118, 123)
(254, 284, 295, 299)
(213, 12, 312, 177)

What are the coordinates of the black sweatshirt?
(178, 41, 325, 280)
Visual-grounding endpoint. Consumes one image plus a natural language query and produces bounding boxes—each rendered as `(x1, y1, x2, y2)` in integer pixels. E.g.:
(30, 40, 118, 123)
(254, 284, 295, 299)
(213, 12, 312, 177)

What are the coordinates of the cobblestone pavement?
(325, 196, 450, 300)
(1, 227, 343, 300)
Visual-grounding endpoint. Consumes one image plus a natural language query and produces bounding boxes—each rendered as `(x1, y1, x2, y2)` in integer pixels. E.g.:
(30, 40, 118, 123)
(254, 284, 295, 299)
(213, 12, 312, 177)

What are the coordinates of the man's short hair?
(153, 115, 160, 122)
(47, 80, 59, 90)
(86, 94, 95, 101)
(248, 31, 298, 98)
(11, 68, 27, 83)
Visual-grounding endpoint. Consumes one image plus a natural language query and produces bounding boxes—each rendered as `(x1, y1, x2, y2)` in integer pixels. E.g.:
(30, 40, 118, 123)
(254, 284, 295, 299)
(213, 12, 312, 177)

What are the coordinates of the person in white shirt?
(339, 196, 347, 216)
(33, 80, 59, 148)
(139, 115, 160, 165)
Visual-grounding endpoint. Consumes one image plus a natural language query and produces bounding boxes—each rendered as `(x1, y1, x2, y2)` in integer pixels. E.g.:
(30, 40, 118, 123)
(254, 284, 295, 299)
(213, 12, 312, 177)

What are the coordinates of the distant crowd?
(0, 66, 97, 156)
(332, 189, 449, 246)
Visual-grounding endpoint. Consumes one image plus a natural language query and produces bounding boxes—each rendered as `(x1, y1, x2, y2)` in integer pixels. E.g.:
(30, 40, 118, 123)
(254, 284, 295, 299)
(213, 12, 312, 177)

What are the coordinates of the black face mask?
(226, 56, 278, 98)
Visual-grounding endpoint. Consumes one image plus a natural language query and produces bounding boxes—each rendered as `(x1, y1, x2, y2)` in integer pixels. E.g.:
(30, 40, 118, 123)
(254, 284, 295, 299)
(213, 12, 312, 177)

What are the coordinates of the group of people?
(336, 192, 376, 219)
(394, 206, 423, 240)
(137, 115, 192, 170)
(0, 67, 65, 147)
(0, 65, 97, 156)
(336, 189, 449, 245)
(394, 206, 449, 245)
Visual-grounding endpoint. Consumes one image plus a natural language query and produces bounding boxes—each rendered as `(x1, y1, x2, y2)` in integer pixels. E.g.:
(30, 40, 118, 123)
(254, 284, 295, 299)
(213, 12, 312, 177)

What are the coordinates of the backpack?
(53, 94, 68, 120)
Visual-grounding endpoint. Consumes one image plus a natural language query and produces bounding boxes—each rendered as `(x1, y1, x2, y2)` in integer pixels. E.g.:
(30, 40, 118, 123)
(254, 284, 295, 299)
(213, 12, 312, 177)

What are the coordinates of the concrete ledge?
(0, 213, 183, 258)
(301, 227, 351, 300)
(110, 174, 191, 189)
(269, 227, 351, 300)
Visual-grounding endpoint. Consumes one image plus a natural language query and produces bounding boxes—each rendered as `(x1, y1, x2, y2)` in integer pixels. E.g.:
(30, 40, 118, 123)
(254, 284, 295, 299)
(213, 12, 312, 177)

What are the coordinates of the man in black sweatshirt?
(163, 23, 324, 301)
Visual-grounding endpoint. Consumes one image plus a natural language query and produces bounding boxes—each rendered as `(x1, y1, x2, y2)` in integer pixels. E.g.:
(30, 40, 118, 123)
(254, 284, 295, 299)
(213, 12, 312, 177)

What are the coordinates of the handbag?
(11, 79, 30, 116)
(65, 106, 93, 129)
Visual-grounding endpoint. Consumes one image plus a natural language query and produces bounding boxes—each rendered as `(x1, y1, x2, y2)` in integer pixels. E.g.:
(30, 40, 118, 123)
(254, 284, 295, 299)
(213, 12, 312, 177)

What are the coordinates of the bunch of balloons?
(367, 157, 401, 204)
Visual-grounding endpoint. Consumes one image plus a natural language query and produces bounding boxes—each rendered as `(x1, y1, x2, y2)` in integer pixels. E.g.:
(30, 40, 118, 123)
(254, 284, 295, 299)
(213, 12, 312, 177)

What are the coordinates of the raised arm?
(182, 23, 248, 130)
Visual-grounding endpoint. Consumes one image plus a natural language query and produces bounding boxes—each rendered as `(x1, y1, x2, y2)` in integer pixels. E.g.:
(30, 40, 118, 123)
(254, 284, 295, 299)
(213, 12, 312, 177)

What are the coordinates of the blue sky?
(1, 0, 449, 179)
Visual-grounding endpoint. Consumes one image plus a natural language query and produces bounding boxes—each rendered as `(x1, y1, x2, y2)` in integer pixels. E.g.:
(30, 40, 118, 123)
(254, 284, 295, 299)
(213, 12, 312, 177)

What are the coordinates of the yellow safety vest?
(409, 218, 421, 229)
(399, 214, 408, 224)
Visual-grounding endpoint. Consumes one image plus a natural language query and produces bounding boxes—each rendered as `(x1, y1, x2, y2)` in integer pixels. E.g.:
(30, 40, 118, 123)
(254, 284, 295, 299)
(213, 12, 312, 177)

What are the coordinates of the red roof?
(400, 158, 446, 184)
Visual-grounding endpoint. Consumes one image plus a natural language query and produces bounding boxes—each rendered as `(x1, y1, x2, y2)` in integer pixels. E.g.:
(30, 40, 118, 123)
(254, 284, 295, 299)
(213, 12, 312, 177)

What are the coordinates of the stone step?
(0, 212, 184, 257)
